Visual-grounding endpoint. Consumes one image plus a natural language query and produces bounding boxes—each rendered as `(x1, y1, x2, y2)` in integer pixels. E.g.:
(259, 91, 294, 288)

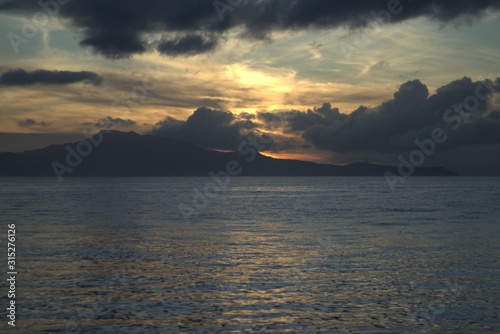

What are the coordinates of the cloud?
(2, 0, 500, 58)
(152, 107, 262, 150)
(149, 76, 500, 159)
(79, 31, 146, 59)
(17, 118, 50, 127)
(0, 69, 103, 86)
(259, 103, 349, 132)
(94, 117, 137, 129)
(258, 77, 500, 154)
(158, 34, 218, 56)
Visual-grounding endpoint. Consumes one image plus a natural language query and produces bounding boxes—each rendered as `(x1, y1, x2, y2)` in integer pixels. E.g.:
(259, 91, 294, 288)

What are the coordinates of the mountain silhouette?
(0, 130, 458, 178)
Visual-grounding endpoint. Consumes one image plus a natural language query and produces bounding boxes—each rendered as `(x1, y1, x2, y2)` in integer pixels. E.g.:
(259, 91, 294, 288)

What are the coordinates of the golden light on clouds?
(1, 10, 499, 139)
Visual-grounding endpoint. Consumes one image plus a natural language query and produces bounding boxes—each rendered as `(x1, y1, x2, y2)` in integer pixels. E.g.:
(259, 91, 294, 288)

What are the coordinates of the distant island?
(0, 130, 458, 179)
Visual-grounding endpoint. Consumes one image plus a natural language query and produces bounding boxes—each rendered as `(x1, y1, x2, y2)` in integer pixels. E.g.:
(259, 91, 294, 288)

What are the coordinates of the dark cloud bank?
(2, 0, 500, 57)
(153, 77, 500, 175)
(0, 69, 103, 86)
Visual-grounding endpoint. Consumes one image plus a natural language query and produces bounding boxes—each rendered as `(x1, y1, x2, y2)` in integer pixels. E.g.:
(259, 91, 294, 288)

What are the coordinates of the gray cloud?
(259, 103, 349, 133)
(150, 77, 500, 157)
(2, 0, 500, 58)
(17, 118, 50, 127)
(258, 77, 500, 154)
(0, 69, 103, 86)
(96, 117, 137, 129)
(158, 34, 218, 56)
(84, 117, 137, 129)
(152, 107, 261, 151)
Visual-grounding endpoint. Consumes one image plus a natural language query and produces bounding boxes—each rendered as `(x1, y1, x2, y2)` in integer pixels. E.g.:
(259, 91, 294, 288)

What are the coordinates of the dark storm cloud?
(2, 0, 500, 57)
(260, 77, 500, 154)
(0, 69, 103, 86)
(17, 118, 50, 127)
(79, 31, 146, 59)
(152, 107, 260, 151)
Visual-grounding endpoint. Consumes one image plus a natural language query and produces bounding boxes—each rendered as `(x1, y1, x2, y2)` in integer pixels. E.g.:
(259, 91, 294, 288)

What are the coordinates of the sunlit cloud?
(0, 1, 499, 175)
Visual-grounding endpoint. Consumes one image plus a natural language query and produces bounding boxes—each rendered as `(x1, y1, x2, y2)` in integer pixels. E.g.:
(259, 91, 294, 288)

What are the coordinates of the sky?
(0, 0, 499, 175)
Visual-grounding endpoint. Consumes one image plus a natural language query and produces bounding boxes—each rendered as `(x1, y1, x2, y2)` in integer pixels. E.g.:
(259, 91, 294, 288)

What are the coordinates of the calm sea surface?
(1, 177, 499, 333)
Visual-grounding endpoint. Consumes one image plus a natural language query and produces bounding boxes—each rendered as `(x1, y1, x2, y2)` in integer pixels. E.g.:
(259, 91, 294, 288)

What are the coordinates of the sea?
(1, 177, 499, 333)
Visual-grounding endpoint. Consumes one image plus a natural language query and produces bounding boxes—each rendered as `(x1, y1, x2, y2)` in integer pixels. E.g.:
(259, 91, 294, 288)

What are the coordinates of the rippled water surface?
(1, 177, 500, 333)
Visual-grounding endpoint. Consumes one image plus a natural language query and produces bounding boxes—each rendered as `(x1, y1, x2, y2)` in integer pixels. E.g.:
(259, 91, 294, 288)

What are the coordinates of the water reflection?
(3, 177, 498, 333)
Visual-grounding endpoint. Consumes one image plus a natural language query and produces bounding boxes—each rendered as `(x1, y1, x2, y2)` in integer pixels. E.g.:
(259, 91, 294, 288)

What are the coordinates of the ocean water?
(1, 177, 500, 333)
